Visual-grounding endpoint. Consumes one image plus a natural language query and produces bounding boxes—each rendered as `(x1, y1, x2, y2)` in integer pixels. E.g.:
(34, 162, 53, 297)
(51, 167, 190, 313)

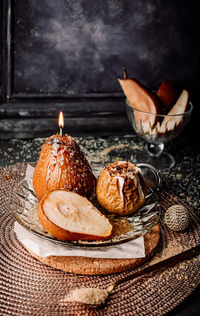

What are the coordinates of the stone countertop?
(0, 133, 200, 316)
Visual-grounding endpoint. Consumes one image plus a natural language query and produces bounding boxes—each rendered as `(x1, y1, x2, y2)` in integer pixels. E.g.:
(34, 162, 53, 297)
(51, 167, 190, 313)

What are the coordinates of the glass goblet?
(125, 100, 193, 170)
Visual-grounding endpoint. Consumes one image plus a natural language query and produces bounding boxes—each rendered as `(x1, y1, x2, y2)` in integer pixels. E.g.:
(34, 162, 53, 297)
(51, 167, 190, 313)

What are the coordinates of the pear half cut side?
(38, 190, 112, 241)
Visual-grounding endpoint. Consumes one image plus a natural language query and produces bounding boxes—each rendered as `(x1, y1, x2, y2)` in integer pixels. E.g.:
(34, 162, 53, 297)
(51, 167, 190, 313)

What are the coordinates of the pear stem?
(123, 67, 128, 79)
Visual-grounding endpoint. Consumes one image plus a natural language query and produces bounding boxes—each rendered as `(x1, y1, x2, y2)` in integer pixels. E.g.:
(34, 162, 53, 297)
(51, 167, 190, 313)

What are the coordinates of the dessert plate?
(9, 163, 161, 247)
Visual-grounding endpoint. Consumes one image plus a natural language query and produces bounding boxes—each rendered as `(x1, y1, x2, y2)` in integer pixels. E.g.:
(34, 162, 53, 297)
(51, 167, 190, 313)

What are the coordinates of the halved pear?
(38, 190, 112, 241)
(157, 79, 180, 113)
(118, 77, 160, 128)
(159, 89, 189, 132)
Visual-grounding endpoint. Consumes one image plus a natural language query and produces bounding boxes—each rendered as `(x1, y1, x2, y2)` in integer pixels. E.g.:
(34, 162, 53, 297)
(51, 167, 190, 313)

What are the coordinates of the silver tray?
(9, 163, 161, 247)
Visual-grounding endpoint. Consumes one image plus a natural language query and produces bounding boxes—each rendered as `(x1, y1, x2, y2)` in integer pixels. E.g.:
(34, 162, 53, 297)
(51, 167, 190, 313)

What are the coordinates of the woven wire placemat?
(1, 162, 200, 316)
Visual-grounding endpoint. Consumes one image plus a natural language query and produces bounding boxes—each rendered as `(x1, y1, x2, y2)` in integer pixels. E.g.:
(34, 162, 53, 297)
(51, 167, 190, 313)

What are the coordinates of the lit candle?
(58, 111, 64, 136)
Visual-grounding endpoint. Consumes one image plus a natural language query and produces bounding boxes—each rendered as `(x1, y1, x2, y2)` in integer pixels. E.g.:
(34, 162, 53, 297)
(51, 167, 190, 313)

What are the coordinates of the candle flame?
(58, 111, 64, 128)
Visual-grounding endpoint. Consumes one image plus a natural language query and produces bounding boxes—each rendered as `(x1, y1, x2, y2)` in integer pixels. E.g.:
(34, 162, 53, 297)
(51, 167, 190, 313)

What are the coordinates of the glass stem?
(146, 143, 164, 157)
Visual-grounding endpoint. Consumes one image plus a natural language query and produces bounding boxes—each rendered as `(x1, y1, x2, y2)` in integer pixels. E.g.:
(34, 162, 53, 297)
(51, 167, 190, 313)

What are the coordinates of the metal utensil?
(65, 244, 200, 307)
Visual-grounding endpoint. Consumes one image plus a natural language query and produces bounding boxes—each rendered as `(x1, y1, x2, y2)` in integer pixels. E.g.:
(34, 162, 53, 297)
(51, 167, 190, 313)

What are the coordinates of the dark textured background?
(0, 0, 199, 138)
(13, 0, 199, 95)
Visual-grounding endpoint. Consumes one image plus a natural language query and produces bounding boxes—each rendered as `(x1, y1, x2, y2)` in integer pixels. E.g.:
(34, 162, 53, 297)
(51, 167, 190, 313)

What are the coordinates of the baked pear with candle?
(38, 189, 112, 241)
(33, 134, 96, 200)
(96, 161, 147, 216)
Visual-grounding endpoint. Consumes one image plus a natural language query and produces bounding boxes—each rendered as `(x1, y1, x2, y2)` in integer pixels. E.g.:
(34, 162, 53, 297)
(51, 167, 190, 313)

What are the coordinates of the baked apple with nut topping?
(96, 161, 147, 216)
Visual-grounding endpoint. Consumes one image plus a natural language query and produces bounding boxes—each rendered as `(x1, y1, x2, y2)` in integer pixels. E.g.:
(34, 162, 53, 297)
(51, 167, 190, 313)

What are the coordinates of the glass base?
(136, 150, 175, 171)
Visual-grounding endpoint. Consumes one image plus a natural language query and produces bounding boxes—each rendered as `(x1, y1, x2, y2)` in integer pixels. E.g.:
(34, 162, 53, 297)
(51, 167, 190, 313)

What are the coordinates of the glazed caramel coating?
(33, 134, 96, 200)
(96, 161, 147, 215)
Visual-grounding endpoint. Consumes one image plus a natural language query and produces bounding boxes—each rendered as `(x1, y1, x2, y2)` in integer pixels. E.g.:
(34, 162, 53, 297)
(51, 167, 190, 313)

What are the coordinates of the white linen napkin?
(14, 164, 145, 259)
